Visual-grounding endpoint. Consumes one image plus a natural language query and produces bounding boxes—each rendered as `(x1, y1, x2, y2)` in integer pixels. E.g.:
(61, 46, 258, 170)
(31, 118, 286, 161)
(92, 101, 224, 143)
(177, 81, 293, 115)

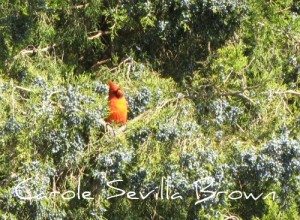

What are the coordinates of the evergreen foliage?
(0, 0, 300, 219)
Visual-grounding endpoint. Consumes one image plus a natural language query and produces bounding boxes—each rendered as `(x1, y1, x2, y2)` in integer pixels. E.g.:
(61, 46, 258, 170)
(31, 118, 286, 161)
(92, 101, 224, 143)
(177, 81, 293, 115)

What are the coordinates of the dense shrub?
(1, 0, 300, 219)
(0, 0, 247, 79)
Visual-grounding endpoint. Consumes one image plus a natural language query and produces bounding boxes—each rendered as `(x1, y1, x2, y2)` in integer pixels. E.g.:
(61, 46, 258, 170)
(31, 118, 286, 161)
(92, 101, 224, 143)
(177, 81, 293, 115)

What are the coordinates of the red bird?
(106, 81, 128, 124)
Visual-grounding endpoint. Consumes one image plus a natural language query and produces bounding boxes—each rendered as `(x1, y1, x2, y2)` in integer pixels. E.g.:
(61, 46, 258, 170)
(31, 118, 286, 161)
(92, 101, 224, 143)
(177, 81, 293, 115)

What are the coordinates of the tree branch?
(91, 58, 111, 70)
(269, 90, 300, 96)
(87, 31, 110, 40)
(72, 3, 89, 9)
(20, 44, 56, 55)
(220, 91, 255, 105)
(15, 85, 33, 92)
(13, 44, 56, 60)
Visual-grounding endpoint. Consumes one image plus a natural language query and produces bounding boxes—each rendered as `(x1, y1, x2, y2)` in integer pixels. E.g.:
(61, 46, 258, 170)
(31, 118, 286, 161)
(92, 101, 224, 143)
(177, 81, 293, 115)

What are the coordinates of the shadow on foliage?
(1, 1, 247, 83)
(104, 0, 247, 82)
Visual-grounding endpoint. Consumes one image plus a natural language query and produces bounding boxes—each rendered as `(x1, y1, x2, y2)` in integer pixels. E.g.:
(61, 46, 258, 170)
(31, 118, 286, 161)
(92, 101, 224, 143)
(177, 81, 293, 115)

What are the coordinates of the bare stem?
(87, 31, 110, 40)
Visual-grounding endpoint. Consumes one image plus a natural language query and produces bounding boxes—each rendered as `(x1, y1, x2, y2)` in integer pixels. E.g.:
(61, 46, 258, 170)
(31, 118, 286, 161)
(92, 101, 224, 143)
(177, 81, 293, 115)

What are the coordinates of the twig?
(218, 85, 260, 95)
(236, 123, 245, 133)
(236, 92, 255, 105)
(72, 3, 89, 9)
(272, 90, 300, 96)
(224, 215, 240, 220)
(87, 31, 110, 40)
(13, 44, 56, 60)
(223, 70, 233, 84)
(220, 91, 255, 105)
(243, 57, 255, 70)
(263, 89, 300, 97)
(109, 57, 135, 72)
(207, 41, 211, 54)
(118, 57, 134, 66)
(20, 44, 56, 55)
(283, 98, 292, 114)
(276, 6, 291, 13)
(10, 80, 15, 117)
(15, 85, 33, 92)
(91, 58, 111, 70)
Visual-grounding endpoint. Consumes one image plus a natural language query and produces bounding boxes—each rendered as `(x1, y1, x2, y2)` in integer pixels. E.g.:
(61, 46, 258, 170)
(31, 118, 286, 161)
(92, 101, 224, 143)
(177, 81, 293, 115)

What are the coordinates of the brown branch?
(224, 215, 240, 220)
(243, 57, 255, 70)
(236, 93, 255, 105)
(272, 90, 300, 96)
(263, 90, 300, 97)
(72, 3, 89, 9)
(15, 85, 33, 92)
(220, 91, 255, 105)
(91, 58, 111, 70)
(276, 6, 291, 13)
(13, 44, 56, 60)
(109, 57, 135, 72)
(87, 31, 110, 40)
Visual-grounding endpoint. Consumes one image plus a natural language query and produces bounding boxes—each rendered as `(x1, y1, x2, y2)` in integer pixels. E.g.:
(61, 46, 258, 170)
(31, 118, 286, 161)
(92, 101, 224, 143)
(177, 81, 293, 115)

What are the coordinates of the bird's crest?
(108, 81, 119, 92)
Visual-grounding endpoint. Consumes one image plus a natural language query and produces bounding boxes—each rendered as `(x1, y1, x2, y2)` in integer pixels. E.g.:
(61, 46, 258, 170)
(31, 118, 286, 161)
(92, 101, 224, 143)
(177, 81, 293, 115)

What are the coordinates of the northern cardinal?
(106, 81, 128, 124)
